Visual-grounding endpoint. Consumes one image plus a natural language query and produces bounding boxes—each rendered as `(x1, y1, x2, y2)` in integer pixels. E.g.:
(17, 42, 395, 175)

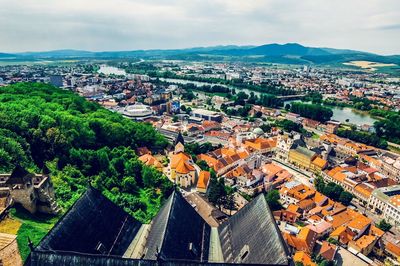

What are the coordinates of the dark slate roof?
(290, 138, 306, 150)
(27, 250, 281, 266)
(311, 147, 323, 155)
(217, 194, 289, 265)
(37, 187, 142, 256)
(144, 191, 211, 262)
(6, 165, 33, 185)
(175, 131, 185, 146)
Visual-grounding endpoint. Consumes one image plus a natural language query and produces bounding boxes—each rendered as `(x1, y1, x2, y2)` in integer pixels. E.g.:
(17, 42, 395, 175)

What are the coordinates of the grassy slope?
(9, 207, 58, 261)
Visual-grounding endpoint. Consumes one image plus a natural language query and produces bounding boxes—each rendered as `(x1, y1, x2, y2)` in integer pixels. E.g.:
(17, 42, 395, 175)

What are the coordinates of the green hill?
(0, 83, 172, 223)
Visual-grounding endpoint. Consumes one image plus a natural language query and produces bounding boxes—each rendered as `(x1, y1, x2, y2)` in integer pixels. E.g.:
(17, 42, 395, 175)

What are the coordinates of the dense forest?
(0, 83, 172, 223)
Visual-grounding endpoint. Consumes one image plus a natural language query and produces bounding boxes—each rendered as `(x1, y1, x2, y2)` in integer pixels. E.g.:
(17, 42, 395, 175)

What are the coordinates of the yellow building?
(288, 146, 316, 170)
(310, 157, 328, 174)
(288, 147, 327, 174)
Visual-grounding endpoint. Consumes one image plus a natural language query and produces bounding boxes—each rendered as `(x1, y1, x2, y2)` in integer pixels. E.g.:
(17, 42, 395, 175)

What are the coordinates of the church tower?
(174, 132, 185, 154)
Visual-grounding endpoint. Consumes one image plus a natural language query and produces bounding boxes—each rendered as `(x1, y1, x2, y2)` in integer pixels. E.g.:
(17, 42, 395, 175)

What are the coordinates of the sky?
(1, 0, 399, 54)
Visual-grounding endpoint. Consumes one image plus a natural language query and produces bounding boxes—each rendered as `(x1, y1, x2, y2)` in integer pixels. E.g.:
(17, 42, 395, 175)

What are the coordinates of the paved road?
(272, 158, 314, 188)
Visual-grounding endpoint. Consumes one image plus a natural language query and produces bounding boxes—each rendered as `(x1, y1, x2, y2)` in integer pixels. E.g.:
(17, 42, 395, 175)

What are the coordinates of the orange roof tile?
(138, 154, 163, 169)
(287, 204, 300, 213)
(352, 235, 376, 250)
(293, 251, 317, 266)
(347, 215, 371, 231)
(319, 241, 337, 261)
(329, 226, 355, 245)
(197, 171, 210, 190)
(369, 225, 384, 238)
(171, 152, 191, 168)
(312, 157, 327, 169)
(330, 209, 357, 229)
(386, 242, 400, 257)
(175, 160, 195, 174)
(354, 184, 373, 199)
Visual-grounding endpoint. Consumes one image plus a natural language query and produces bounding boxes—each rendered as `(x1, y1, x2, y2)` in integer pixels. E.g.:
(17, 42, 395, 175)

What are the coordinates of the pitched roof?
(217, 194, 289, 265)
(6, 165, 33, 185)
(143, 191, 211, 262)
(347, 215, 371, 231)
(293, 251, 316, 266)
(37, 187, 142, 256)
(292, 146, 316, 158)
(386, 242, 400, 257)
(319, 241, 337, 261)
(329, 226, 355, 245)
(138, 154, 163, 169)
(352, 235, 376, 250)
(197, 171, 210, 190)
(175, 160, 195, 174)
(311, 157, 327, 169)
(174, 131, 185, 146)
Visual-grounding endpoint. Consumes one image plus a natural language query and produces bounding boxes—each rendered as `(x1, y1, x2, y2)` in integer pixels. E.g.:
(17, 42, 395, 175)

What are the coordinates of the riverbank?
(284, 99, 378, 126)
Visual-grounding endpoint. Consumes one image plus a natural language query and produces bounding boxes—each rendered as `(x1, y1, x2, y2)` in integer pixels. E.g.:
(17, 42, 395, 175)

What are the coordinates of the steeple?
(174, 131, 184, 146)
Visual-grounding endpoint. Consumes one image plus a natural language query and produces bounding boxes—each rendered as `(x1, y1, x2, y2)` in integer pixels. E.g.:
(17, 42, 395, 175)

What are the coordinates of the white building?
(369, 185, 400, 227)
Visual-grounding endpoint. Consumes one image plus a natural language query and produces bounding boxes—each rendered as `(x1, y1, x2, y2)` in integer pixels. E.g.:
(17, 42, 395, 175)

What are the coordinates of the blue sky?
(1, 0, 399, 54)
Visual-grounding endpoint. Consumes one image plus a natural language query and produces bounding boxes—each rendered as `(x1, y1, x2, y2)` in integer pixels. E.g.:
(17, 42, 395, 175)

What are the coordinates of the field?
(343, 61, 397, 71)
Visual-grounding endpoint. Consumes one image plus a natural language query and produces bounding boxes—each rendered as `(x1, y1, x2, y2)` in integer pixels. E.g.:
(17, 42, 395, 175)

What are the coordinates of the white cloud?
(0, 0, 399, 54)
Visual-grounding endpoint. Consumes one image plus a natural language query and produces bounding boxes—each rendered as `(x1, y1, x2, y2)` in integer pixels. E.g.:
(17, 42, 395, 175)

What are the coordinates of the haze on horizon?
(1, 0, 399, 55)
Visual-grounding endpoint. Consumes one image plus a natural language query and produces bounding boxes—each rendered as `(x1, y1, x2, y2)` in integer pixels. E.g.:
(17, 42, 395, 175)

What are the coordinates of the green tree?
(265, 190, 281, 211)
(314, 176, 325, 193)
(207, 170, 227, 208)
(376, 219, 392, 232)
(223, 192, 237, 216)
(197, 160, 209, 171)
(338, 191, 353, 206)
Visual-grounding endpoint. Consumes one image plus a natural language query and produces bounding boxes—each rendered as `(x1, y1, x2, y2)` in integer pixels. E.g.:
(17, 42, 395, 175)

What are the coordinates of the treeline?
(349, 96, 378, 111)
(302, 92, 323, 104)
(146, 68, 297, 96)
(336, 129, 388, 149)
(0, 83, 171, 223)
(374, 113, 400, 145)
(290, 102, 333, 122)
(273, 119, 304, 133)
(176, 82, 231, 94)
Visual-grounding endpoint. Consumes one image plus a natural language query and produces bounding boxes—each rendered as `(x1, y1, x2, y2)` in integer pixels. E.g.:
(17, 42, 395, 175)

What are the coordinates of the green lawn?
(10, 207, 59, 262)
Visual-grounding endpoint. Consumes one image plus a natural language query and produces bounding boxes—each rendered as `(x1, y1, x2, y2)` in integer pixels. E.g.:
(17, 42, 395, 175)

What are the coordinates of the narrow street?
(272, 158, 314, 188)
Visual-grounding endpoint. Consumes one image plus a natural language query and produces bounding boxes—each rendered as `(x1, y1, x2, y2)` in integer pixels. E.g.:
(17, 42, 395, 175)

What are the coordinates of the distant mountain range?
(1, 43, 400, 66)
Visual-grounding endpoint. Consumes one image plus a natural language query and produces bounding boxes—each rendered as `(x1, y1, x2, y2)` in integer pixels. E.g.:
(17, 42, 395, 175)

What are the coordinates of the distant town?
(0, 59, 400, 266)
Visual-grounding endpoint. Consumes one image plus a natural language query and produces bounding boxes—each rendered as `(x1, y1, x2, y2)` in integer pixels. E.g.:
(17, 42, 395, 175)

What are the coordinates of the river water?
(159, 78, 261, 96)
(284, 100, 377, 126)
(97, 65, 376, 126)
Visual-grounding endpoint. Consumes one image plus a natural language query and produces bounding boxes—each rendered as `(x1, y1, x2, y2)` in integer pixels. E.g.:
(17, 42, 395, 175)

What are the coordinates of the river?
(159, 78, 262, 96)
(97, 65, 376, 126)
(284, 100, 377, 126)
